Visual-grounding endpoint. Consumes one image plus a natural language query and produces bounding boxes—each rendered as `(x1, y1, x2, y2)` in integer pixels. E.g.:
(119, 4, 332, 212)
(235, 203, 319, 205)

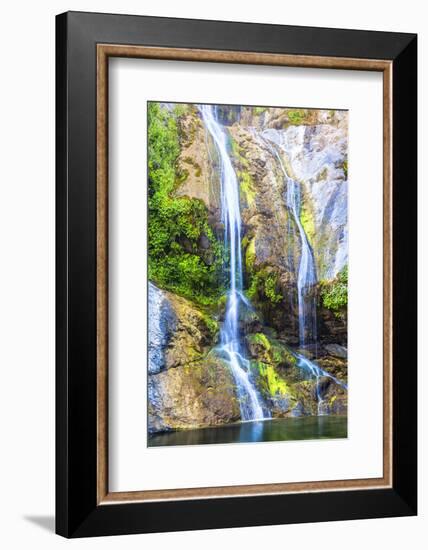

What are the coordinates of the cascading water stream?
(262, 132, 346, 413)
(262, 134, 317, 348)
(200, 105, 267, 422)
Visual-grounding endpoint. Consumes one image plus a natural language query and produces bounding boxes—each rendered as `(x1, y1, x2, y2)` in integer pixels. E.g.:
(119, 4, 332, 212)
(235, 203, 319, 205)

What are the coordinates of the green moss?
(320, 265, 348, 316)
(271, 348, 282, 363)
(255, 362, 289, 396)
(300, 201, 316, 248)
(239, 171, 256, 206)
(173, 103, 191, 117)
(175, 168, 189, 187)
(343, 159, 348, 178)
(247, 268, 282, 305)
(253, 106, 267, 115)
(201, 313, 219, 340)
(182, 156, 202, 177)
(250, 332, 271, 351)
(245, 238, 256, 273)
(228, 134, 257, 207)
(271, 343, 298, 368)
(229, 134, 249, 168)
(264, 272, 283, 304)
(147, 102, 226, 307)
(287, 109, 306, 125)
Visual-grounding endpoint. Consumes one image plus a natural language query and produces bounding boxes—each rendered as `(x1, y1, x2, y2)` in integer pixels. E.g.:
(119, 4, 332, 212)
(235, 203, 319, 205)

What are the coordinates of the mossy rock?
(161, 290, 219, 370)
(148, 356, 240, 433)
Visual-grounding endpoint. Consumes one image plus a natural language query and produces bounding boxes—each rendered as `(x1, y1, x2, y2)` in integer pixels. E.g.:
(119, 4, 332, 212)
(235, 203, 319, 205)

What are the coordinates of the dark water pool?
(148, 415, 347, 447)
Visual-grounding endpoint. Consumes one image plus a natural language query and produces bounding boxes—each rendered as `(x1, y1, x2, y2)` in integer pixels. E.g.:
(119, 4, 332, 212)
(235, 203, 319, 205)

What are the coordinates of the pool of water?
(148, 415, 347, 447)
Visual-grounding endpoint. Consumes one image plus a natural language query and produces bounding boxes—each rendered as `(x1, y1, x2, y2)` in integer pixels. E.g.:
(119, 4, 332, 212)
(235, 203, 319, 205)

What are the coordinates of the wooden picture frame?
(56, 11, 417, 537)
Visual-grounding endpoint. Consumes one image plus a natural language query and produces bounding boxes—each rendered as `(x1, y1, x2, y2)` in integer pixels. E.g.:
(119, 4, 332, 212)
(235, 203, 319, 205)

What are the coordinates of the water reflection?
(148, 416, 347, 447)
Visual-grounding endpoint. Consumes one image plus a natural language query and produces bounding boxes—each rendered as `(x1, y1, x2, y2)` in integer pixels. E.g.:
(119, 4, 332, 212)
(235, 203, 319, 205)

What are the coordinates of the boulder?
(148, 356, 240, 433)
(324, 344, 348, 359)
(148, 283, 218, 374)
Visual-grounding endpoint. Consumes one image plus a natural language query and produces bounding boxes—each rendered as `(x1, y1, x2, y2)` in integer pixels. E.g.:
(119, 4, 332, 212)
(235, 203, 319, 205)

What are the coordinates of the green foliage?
(254, 362, 289, 396)
(249, 332, 271, 351)
(253, 106, 267, 115)
(247, 269, 283, 305)
(287, 109, 306, 125)
(245, 238, 255, 273)
(239, 171, 255, 206)
(320, 265, 348, 315)
(229, 135, 249, 168)
(247, 271, 262, 300)
(272, 342, 298, 368)
(343, 159, 348, 178)
(173, 103, 191, 117)
(300, 201, 315, 248)
(264, 272, 283, 304)
(201, 313, 219, 340)
(228, 134, 256, 207)
(148, 102, 225, 306)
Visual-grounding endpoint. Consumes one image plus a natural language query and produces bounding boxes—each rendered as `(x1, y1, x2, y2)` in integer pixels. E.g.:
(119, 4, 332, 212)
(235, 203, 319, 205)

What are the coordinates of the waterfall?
(262, 131, 347, 414)
(262, 133, 317, 349)
(286, 178, 318, 349)
(200, 105, 267, 421)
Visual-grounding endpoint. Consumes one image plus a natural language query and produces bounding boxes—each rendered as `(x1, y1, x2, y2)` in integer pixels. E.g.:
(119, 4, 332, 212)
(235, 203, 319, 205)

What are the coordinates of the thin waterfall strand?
(262, 132, 347, 414)
(262, 135, 317, 348)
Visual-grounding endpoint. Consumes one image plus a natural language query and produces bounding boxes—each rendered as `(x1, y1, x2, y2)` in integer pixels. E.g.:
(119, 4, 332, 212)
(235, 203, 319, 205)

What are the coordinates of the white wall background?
(0, 0, 424, 548)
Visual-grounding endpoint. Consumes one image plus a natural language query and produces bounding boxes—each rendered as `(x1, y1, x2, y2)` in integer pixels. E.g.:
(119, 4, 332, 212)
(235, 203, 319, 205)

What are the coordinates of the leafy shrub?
(147, 103, 226, 306)
(287, 109, 306, 125)
(247, 269, 282, 305)
(320, 265, 348, 314)
(264, 272, 283, 304)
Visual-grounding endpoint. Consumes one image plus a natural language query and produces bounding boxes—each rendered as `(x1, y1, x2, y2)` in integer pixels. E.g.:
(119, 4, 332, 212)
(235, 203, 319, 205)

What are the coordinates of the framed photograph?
(56, 11, 417, 537)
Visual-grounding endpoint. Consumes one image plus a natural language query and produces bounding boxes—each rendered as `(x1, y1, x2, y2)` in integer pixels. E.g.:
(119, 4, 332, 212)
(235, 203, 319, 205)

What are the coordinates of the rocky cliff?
(147, 103, 348, 434)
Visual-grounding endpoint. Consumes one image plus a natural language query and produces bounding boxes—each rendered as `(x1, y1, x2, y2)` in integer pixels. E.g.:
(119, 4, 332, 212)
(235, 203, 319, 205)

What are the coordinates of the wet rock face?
(267, 119, 348, 281)
(148, 283, 177, 374)
(243, 332, 348, 419)
(175, 110, 222, 219)
(148, 356, 240, 433)
(148, 283, 217, 375)
(318, 307, 348, 346)
(324, 344, 348, 359)
(148, 285, 239, 433)
(223, 114, 348, 343)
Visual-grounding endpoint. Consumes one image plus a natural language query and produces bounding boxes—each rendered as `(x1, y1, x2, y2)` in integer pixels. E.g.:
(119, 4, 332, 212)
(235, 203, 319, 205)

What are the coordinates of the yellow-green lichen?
(201, 313, 219, 340)
(229, 135, 249, 168)
(239, 171, 256, 207)
(182, 156, 202, 177)
(287, 109, 306, 125)
(245, 238, 256, 273)
(300, 201, 316, 248)
(264, 272, 283, 304)
(256, 362, 289, 396)
(269, 341, 298, 368)
(253, 106, 267, 115)
(252, 332, 271, 351)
